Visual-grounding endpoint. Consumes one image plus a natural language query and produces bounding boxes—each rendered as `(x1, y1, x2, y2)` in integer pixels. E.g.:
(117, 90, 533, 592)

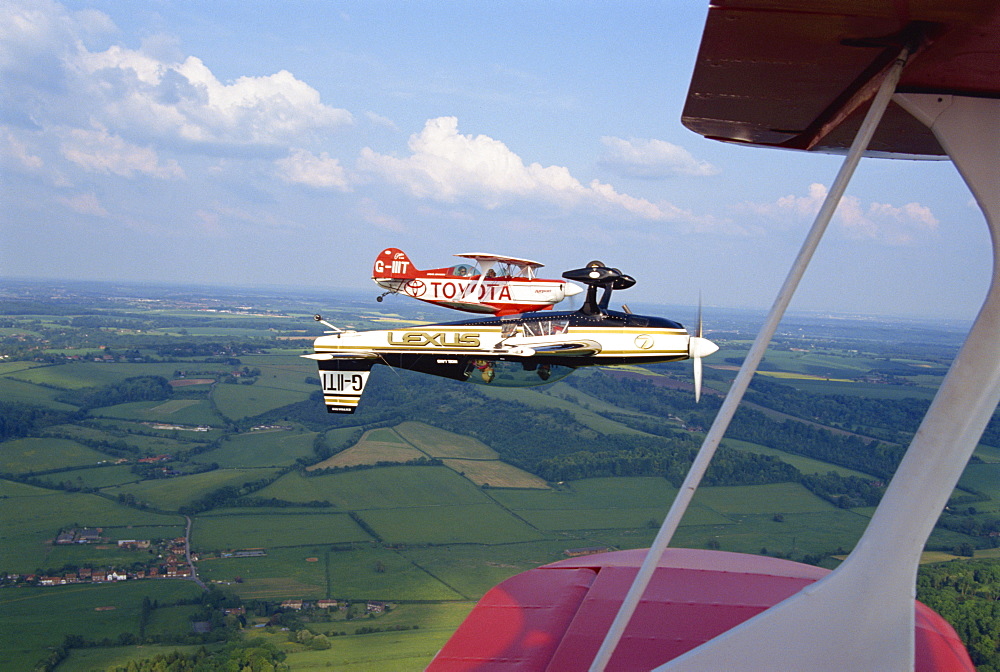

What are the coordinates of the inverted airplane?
(371, 247, 582, 316)
(307, 261, 718, 413)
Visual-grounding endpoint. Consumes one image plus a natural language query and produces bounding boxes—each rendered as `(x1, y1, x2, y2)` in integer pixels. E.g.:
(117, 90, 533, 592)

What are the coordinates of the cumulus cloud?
(743, 183, 939, 244)
(74, 48, 352, 147)
(276, 148, 349, 190)
(60, 125, 184, 179)
(599, 136, 719, 178)
(358, 116, 700, 222)
(1, 0, 352, 178)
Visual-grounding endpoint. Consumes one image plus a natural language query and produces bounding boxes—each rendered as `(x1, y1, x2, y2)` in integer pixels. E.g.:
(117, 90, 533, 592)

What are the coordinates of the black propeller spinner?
(562, 261, 636, 315)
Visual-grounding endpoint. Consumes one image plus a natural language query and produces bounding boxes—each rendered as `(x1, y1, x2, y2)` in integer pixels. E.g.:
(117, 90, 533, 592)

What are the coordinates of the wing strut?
(588, 46, 912, 672)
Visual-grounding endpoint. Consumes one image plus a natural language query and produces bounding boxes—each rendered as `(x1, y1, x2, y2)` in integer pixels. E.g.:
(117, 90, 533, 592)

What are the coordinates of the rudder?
(372, 248, 416, 279)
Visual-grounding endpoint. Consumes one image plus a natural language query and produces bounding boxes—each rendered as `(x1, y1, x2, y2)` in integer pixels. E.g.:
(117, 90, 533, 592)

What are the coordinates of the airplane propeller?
(687, 299, 718, 402)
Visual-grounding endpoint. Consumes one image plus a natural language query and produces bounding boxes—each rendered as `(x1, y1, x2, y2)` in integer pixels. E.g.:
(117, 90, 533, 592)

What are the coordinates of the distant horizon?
(0, 274, 975, 330)
(1, 1, 988, 323)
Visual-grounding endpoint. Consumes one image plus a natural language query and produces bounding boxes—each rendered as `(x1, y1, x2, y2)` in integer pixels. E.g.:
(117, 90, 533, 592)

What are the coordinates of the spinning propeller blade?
(687, 297, 717, 402)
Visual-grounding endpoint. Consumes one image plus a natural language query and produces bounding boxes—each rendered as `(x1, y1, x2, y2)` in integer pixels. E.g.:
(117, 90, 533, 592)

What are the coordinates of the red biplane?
(371, 247, 581, 316)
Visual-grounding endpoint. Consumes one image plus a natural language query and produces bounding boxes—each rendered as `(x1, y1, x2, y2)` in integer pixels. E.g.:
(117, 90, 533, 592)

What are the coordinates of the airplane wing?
(454, 252, 544, 271)
(681, 1, 1000, 157)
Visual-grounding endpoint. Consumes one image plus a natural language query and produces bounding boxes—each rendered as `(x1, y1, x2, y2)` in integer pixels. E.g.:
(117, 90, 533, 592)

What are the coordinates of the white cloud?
(58, 192, 107, 216)
(2, 129, 43, 171)
(599, 136, 719, 178)
(60, 125, 184, 179)
(365, 111, 399, 131)
(74, 48, 353, 147)
(358, 116, 700, 222)
(1, 0, 352, 166)
(276, 148, 349, 190)
(744, 183, 939, 245)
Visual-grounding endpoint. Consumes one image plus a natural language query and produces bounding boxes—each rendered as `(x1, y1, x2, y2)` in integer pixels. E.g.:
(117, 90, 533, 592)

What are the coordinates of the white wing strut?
(588, 48, 911, 672)
(653, 94, 1000, 672)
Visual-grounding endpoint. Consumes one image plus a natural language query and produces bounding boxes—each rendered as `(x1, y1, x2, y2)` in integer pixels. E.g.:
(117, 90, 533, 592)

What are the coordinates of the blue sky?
(1, 0, 989, 319)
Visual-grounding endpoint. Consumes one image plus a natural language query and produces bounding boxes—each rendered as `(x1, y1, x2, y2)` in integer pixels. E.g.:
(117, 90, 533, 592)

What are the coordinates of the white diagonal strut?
(588, 48, 911, 672)
(653, 91, 1000, 672)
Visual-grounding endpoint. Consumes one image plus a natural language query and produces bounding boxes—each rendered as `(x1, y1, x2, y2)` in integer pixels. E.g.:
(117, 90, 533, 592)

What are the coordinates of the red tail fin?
(372, 248, 417, 279)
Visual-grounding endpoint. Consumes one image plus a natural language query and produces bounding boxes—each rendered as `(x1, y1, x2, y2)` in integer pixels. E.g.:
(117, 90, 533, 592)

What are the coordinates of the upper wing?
(682, 0, 1000, 157)
(454, 252, 544, 269)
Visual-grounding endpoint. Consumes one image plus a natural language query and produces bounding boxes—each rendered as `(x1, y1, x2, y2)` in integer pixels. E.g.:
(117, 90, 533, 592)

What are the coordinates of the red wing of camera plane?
(371, 247, 582, 316)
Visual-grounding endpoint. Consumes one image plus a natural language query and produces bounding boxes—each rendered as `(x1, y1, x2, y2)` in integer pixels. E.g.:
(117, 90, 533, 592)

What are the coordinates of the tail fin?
(372, 248, 417, 279)
(314, 358, 375, 414)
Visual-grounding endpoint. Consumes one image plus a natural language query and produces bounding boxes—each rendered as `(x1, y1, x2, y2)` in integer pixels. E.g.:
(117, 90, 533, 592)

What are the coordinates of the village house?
(366, 601, 386, 614)
(280, 600, 303, 610)
(316, 599, 338, 609)
(77, 528, 102, 543)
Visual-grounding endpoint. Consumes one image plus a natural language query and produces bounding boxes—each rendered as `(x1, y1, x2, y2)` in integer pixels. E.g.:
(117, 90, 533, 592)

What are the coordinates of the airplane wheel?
(376, 296, 383, 302)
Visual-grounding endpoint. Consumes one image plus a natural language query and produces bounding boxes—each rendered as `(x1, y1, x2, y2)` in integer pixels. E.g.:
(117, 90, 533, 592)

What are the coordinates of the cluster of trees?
(918, 560, 1000, 669)
(305, 456, 443, 476)
(56, 375, 173, 410)
(744, 378, 929, 442)
(35, 590, 252, 671)
(177, 472, 289, 515)
(0, 401, 77, 442)
(800, 472, 885, 508)
(105, 641, 287, 672)
(532, 441, 797, 485)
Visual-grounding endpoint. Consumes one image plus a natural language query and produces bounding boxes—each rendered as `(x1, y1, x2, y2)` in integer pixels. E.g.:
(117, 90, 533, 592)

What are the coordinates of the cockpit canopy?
(463, 360, 574, 387)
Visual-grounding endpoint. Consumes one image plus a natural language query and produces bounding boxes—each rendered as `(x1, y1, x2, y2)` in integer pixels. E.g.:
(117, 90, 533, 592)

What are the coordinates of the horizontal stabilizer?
(301, 351, 379, 361)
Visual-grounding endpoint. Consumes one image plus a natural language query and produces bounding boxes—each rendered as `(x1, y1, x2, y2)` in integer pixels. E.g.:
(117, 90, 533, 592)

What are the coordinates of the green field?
(1, 284, 992, 671)
(7, 362, 198, 390)
(0, 375, 78, 410)
(0, 483, 184, 571)
(394, 421, 498, 459)
(199, 546, 330, 599)
(213, 382, 306, 420)
(0, 580, 202, 671)
(192, 512, 371, 551)
(206, 429, 318, 467)
(103, 467, 280, 511)
(92, 399, 223, 426)
(258, 466, 493, 509)
(0, 437, 109, 473)
(308, 427, 426, 470)
(725, 438, 876, 478)
(360, 503, 546, 545)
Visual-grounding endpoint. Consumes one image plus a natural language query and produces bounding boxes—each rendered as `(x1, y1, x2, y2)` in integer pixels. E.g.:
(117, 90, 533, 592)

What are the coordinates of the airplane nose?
(688, 336, 719, 359)
(563, 283, 583, 297)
